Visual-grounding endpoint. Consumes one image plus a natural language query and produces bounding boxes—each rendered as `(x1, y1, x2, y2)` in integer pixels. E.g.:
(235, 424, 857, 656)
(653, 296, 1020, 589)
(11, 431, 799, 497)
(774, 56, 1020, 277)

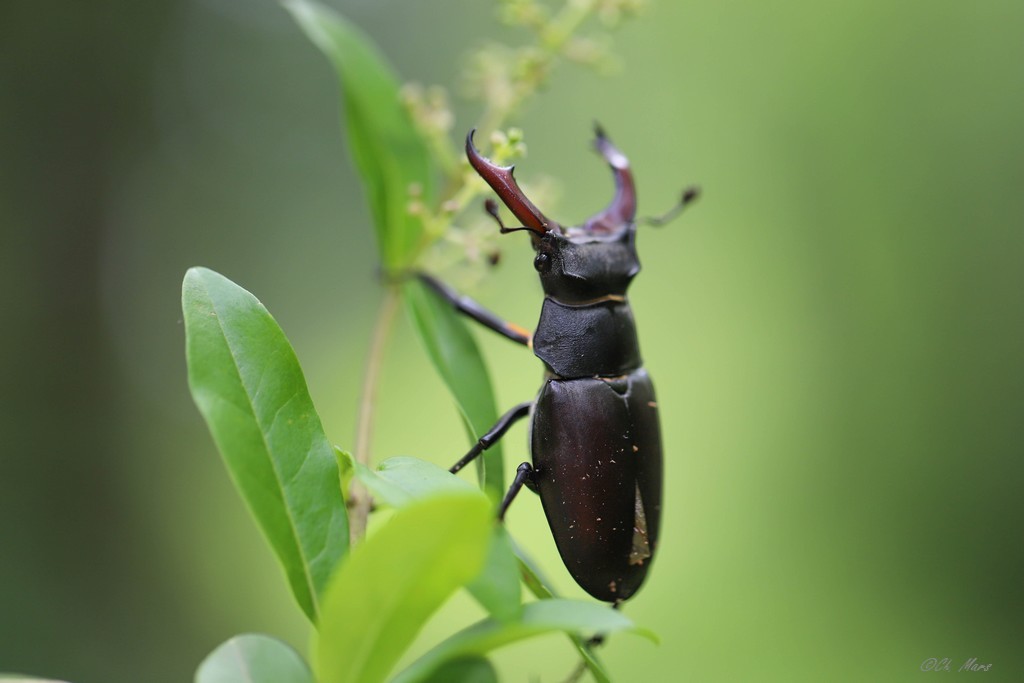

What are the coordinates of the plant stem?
(349, 284, 401, 543)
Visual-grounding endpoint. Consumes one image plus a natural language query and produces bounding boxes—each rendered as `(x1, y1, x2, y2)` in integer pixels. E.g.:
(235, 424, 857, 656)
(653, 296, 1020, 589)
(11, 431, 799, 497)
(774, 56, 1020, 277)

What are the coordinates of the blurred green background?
(2, 0, 1022, 681)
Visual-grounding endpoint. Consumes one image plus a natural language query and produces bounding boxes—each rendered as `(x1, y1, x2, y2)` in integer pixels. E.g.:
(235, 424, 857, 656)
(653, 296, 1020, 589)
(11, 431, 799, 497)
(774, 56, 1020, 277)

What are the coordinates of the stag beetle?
(420, 126, 697, 603)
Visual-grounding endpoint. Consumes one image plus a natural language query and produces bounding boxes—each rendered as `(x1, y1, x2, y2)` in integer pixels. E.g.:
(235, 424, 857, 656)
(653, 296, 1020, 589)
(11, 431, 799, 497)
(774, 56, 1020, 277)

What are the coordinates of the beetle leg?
(450, 401, 532, 474)
(498, 461, 535, 521)
(580, 602, 623, 652)
(523, 472, 539, 495)
(418, 273, 532, 347)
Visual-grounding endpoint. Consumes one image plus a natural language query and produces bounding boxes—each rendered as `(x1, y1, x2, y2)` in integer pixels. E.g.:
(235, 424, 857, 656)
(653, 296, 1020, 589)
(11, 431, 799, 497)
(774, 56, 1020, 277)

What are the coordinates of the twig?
(349, 284, 401, 543)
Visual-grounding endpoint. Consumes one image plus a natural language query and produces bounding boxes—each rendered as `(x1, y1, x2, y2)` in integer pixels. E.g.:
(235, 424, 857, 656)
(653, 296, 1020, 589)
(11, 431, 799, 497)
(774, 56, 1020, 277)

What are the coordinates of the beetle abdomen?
(530, 369, 662, 601)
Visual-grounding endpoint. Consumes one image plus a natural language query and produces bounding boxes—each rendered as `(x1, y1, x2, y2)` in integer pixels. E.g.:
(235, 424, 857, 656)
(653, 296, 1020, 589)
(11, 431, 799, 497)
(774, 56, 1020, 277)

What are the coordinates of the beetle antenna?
(644, 185, 701, 227)
(482, 198, 536, 235)
(483, 198, 503, 226)
(466, 129, 554, 236)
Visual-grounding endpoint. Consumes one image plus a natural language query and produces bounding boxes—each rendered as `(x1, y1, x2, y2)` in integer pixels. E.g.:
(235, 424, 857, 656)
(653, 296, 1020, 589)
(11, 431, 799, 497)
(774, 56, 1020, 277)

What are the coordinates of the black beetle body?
(531, 370, 661, 601)
(529, 228, 658, 602)
(424, 126, 695, 603)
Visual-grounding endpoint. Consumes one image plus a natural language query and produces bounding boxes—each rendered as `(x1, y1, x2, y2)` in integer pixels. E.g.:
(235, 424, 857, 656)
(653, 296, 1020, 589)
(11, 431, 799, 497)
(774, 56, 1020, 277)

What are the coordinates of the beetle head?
(466, 126, 641, 303)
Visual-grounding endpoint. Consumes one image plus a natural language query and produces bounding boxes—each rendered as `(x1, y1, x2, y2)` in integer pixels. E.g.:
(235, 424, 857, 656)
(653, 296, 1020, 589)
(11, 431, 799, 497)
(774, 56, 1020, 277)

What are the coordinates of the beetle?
(420, 125, 698, 603)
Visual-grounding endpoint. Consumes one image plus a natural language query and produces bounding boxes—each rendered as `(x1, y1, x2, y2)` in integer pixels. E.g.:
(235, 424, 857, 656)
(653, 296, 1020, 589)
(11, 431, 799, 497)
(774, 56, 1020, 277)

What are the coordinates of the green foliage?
(402, 279, 506, 496)
(182, 267, 349, 623)
(314, 494, 492, 683)
(351, 455, 478, 507)
(194, 635, 313, 683)
(508, 539, 615, 681)
(464, 525, 523, 623)
(180, 264, 643, 678)
(283, 0, 433, 272)
(287, 0, 507, 496)
(350, 457, 522, 621)
(393, 600, 654, 683)
(420, 658, 497, 683)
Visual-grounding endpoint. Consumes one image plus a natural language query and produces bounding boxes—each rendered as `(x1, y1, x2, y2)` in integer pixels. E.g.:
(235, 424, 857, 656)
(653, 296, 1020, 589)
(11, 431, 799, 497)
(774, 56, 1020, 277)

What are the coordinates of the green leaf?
(465, 525, 522, 622)
(284, 0, 433, 271)
(402, 279, 506, 497)
(510, 540, 613, 683)
(315, 494, 492, 683)
(393, 600, 655, 683)
(347, 458, 521, 622)
(421, 657, 498, 683)
(510, 537, 557, 601)
(333, 446, 355, 495)
(183, 267, 349, 624)
(353, 456, 478, 508)
(0, 677, 71, 682)
(195, 634, 313, 683)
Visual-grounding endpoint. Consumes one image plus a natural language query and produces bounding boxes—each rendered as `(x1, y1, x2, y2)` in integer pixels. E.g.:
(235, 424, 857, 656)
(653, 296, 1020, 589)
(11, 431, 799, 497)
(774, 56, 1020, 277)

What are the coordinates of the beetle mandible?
(420, 125, 698, 603)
